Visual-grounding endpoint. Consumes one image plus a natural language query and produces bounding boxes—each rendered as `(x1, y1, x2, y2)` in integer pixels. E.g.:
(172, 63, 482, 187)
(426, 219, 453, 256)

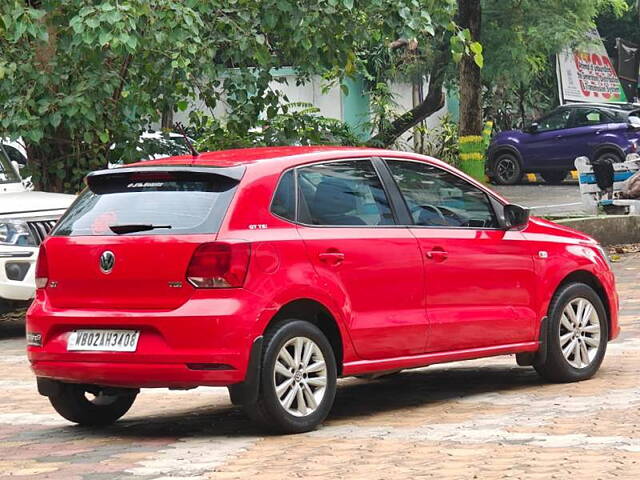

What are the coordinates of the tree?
(366, 0, 627, 145)
(0, 0, 458, 192)
(457, 0, 482, 137)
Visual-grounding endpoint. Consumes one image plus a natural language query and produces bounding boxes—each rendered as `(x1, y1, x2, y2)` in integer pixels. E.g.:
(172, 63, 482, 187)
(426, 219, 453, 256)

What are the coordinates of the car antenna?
(174, 122, 199, 158)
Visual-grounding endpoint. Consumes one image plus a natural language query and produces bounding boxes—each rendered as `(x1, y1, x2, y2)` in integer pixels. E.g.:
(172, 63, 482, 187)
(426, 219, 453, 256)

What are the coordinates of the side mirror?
(503, 204, 530, 230)
(11, 160, 24, 171)
(528, 122, 539, 133)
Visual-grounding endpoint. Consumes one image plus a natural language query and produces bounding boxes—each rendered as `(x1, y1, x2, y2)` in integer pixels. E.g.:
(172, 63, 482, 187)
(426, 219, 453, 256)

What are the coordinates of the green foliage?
(412, 114, 459, 167)
(0, 0, 458, 192)
(480, 0, 627, 130)
(196, 103, 361, 151)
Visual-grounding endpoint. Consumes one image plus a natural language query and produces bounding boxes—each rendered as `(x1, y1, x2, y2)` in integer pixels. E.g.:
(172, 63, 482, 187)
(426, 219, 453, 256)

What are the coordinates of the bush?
(195, 103, 362, 152)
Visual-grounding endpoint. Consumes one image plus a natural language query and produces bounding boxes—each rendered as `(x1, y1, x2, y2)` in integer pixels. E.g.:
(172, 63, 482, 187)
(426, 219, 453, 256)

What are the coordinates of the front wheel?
(245, 320, 337, 433)
(491, 153, 523, 185)
(48, 384, 137, 426)
(534, 283, 608, 383)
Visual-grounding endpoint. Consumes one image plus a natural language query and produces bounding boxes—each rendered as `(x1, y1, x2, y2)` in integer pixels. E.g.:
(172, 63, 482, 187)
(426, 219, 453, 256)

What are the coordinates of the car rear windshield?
(53, 169, 242, 236)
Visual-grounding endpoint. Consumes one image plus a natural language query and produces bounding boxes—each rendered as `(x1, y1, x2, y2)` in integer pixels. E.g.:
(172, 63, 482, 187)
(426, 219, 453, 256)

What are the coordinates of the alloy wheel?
(558, 297, 601, 369)
(273, 336, 327, 417)
(496, 157, 517, 183)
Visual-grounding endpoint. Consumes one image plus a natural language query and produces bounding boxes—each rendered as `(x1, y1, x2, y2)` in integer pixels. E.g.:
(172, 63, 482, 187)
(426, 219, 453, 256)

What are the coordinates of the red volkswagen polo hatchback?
(27, 146, 619, 433)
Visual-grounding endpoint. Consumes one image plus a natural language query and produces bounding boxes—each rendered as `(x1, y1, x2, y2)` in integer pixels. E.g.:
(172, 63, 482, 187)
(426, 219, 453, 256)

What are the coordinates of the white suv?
(0, 147, 74, 312)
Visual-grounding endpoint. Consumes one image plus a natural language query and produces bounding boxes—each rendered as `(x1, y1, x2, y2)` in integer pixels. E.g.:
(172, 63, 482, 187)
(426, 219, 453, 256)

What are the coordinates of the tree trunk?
(458, 0, 482, 137)
(366, 47, 449, 147)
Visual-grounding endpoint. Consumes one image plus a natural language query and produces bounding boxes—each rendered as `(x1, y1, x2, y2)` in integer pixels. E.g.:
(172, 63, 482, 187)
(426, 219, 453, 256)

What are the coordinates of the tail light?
(35, 245, 49, 289)
(186, 242, 251, 288)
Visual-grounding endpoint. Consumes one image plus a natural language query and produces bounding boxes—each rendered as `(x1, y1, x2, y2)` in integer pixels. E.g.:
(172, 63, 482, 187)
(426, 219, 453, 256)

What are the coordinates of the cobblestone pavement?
(0, 255, 639, 479)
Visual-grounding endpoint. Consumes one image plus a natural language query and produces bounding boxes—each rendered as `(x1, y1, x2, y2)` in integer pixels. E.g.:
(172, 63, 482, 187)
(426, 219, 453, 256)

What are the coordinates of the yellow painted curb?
(520, 170, 578, 184)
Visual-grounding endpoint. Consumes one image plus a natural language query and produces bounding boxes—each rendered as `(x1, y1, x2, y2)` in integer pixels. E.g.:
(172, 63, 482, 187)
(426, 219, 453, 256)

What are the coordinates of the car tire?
(534, 283, 608, 383)
(594, 151, 622, 165)
(245, 319, 337, 434)
(540, 171, 568, 184)
(491, 153, 523, 185)
(48, 383, 137, 426)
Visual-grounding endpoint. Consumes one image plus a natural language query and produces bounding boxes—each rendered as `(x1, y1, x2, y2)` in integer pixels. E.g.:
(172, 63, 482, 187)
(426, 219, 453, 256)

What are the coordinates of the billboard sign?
(557, 29, 627, 104)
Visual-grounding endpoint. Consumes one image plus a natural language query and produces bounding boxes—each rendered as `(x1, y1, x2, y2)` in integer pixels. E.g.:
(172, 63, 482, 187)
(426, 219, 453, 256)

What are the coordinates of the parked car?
(27, 146, 618, 433)
(0, 148, 74, 313)
(488, 103, 640, 185)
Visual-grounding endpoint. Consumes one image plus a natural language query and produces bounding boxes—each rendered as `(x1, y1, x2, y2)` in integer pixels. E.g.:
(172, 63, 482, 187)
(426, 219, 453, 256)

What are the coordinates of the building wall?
(169, 71, 450, 149)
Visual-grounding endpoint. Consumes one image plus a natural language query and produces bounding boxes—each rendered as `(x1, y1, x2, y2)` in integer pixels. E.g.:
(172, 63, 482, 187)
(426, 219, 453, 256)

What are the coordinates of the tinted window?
(386, 160, 499, 228)
(297, 160, 394, 226)
(2, 145, 26, 165)
(572, 108, 612, 127)
(54, 171, 239, 236)
(0, 149, 21, 184)
(271, 170, 295, 221)
(536, 109, 571, 132)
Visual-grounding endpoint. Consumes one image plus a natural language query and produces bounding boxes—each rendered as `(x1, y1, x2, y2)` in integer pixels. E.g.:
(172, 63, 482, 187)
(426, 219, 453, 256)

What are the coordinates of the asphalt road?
(493, 181, 586, 216)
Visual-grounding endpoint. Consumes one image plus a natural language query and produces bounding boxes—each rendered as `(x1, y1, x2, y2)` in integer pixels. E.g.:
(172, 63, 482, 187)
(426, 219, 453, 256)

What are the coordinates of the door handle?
(318, 251, 345, 266)
(426, 248, 448, 262)
(554, 135, 564, 140)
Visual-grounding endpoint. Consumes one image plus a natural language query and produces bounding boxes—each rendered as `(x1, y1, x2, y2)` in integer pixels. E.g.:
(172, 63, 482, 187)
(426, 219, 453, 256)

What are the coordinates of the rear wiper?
(108, 224, 172, 234)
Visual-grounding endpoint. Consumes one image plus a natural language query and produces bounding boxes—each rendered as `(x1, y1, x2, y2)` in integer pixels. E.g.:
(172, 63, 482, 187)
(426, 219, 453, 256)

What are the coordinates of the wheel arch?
(554, 270, 612, 339)
(266, 298, 345, 376)
(592, 143, 624, 162)
(489, 144, 523, 165)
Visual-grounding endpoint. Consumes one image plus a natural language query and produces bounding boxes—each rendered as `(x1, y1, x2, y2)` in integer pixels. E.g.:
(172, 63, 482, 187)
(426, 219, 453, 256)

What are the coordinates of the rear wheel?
(534, 283, 608, 383)
(594, 150, 622, 165)
(491, 153, 523, 185)
(540, 171, 568, 184)
(48, 384, 137, 426)
(245, 320, 337, 433)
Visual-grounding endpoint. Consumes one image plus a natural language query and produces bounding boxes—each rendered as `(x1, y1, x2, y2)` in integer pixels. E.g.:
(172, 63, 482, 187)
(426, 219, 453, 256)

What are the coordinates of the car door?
(566, 107, 616, 160)
(295, 158, 427, 360)
(383, 159, 538, 352)
(519, 108, 573, 168)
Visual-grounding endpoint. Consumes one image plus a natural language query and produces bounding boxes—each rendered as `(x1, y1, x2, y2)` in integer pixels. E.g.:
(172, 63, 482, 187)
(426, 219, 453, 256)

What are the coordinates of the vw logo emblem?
(99, 250, 115, 274)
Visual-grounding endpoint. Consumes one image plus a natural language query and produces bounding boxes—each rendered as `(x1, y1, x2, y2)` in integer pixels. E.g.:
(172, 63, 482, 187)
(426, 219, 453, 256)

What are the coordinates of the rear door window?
(297, 160, 395, 226)
(54, 169, 241, 236)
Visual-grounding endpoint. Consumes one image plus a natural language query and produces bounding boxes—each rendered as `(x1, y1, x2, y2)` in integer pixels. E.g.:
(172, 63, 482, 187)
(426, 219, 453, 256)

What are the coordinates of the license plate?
(67, 329, 140, 352)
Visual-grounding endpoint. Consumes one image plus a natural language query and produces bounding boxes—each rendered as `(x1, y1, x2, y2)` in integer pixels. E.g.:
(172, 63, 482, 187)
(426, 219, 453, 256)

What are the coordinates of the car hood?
(0, 191, 75, 218)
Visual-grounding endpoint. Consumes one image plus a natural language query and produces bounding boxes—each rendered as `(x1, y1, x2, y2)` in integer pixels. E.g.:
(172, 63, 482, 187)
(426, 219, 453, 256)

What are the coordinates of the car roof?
(125, 146, 446, 170)
(563, 102, 640, 111)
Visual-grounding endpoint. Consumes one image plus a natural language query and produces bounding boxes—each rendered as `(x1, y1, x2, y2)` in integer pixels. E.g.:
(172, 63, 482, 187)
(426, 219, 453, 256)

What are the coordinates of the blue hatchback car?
(487, 103, 640, 184)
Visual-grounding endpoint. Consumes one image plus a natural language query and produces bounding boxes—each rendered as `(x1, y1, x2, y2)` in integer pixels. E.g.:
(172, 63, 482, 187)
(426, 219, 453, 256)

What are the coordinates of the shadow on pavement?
(45, 361, 542, 439)
(0, 312, 25, 339)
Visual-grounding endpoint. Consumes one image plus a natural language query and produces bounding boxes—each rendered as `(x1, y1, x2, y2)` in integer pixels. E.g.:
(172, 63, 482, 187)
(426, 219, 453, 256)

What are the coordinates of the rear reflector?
(35, 245, 48, 289)
(186, 242, 251, 288)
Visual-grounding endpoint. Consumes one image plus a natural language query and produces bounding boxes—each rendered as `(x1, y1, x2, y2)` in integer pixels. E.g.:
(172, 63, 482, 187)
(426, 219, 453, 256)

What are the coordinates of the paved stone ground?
(0, 254, 639, 479)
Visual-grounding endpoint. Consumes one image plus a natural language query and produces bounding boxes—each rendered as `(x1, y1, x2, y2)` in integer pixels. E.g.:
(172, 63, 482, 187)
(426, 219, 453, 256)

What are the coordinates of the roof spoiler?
(85, 165, 246, 192)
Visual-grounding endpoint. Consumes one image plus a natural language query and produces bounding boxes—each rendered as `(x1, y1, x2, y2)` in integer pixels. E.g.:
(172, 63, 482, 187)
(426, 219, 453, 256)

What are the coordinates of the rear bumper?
(32, 360, 243, 388)
(26, 289, 267, 389)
